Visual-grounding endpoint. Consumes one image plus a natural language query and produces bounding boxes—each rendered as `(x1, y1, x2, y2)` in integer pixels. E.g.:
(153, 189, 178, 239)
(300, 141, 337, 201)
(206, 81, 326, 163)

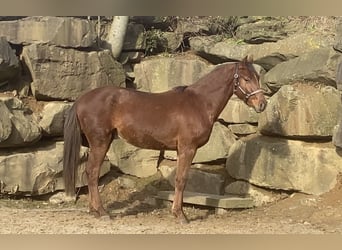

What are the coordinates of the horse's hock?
(0, 16, 341, 210)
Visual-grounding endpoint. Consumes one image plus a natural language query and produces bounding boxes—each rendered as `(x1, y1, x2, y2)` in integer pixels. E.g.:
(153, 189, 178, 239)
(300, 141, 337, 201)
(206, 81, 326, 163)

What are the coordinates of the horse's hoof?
(173, 213, 189, 224)
(179, 216, 190, 224)
(99, 214, 111, 221)
(179, 218, 190, 225)
(89, 209, 110, 220)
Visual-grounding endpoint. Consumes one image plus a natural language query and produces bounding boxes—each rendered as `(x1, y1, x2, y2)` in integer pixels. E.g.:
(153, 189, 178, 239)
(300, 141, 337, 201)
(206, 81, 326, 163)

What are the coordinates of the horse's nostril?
(259, 101, 266, 112)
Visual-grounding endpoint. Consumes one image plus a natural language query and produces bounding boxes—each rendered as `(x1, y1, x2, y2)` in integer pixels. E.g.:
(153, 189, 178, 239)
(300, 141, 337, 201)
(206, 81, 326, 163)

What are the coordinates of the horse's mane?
(246, 62, 258, 75)
(172, 85, 188, 92)
(172, 61, 256, 93)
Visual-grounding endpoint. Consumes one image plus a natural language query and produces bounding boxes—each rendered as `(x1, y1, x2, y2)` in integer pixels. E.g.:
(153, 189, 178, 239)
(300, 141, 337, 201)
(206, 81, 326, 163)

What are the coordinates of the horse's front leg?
(172, 146, 197, 224)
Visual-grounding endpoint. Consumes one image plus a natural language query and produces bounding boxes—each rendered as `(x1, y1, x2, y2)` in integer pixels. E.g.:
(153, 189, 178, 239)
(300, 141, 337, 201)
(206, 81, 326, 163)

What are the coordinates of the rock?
(228, 124, 258, 136)
(134, 54, 212, 93)
(176, 19, 211, 34)
(0, 100, 12, 142)
(22, 44, 125, 101)
(39, 102, 73, 137)
(130, 16, 174, 31)
(219, 95, 260, 124)
(0, 37, 20, 84)
(159, 160, 226, 195)
(163, 32, 183, 52)
(117, 176, 137, 189)
(263, 48, 340, 91)
(107, 139, 160, 178)
(194, 122, 236, 163)
(122, 23, 145, 51)
(334, 18, 342, 53)
(235, 18, 287, 44)
(336, 58, 342, 91)
(135, 29, 183, 54)
(190, 33, 334, 69)
(164, 122, 236, 163)
(0, 96, 41, 148)
(119, 51, 144, 65)
(49, 192, 76, 204)
(226, 134, 342, 195)
(333, 117, 342, 148)
(258, 83, 342, 138)
(225, 181, 280, 206)
(0, 141, 110, 195)
(235, 16, 269, 27)
(0, 16, 96, 48)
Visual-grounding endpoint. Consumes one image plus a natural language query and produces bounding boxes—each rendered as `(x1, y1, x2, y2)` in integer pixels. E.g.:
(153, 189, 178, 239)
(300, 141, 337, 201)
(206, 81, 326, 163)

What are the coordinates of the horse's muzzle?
(255, 100, 267, 113)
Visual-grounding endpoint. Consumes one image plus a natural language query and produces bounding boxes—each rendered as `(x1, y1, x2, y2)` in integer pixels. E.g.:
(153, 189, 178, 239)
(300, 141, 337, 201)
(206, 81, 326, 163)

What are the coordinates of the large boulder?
(263, 48, 341, 91)
(175, 18, 211, 35)
(0, 96, 41, 148)
(0, 16, 96, 48)
(0, 99, 12, 142)
(194, 122, 236, 163)
(258, 83, 342, 139)
(39, 101, 73, 137)
(159, 160, 226, 195)
(334, 18, 342, 53)
(0, 141, 110, 195)
(228, 124, 258, 136)
(226, 134, 342, 195)
(219, 95, 260, 124)
(122, 23, 146, 51)
(235, 18, 287, 44)
(22, 44, 125, 101)
(0, 37, 20, 85)
(190, 33, 334, 69)
(164, 122, 236, 163)
(333, 116, 342, 148)
(225, 180, 280, 206)
(336, 58, 342, 91)
(134, 54, 213, 93)
(107, 139, 160, 178)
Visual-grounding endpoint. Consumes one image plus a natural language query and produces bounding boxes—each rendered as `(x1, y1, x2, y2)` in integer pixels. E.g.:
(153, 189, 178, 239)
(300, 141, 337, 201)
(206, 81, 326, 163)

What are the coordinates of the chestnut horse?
(63, 56, 267, 224)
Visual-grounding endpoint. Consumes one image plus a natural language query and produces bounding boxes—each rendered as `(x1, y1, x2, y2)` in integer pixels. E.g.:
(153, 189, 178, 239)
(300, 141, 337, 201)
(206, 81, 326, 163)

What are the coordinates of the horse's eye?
(244, 77, 250, 82)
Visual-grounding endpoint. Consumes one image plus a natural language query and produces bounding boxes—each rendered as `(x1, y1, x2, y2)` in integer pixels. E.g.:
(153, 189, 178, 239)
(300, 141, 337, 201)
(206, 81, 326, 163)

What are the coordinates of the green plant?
(144, 28, 168, 55)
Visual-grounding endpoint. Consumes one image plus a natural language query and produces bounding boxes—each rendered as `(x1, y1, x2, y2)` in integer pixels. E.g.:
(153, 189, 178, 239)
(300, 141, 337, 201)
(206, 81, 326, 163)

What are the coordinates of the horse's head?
(233, 55, 267, 113)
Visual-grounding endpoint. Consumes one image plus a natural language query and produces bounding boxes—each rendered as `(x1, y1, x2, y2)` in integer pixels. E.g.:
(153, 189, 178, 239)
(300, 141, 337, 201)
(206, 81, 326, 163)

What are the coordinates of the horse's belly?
(117, 130, 177, 150)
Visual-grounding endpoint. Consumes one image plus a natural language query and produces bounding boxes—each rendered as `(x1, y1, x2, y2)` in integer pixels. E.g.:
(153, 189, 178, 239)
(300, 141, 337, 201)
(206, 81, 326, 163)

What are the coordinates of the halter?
(233, 63, 264, 102)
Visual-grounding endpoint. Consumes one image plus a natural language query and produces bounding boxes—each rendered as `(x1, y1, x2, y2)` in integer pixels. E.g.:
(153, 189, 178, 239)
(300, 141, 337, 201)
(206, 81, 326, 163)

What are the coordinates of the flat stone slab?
(155, 191, 255, 209)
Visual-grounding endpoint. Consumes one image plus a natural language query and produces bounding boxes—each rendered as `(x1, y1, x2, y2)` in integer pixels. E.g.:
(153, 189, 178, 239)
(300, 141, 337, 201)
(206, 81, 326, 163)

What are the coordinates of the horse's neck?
(189, 64, 235, 123)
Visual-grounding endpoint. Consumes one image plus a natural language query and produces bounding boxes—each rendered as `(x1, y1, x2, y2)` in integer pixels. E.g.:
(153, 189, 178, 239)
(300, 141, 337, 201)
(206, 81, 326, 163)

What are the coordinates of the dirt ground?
(1, 170, 342, 234)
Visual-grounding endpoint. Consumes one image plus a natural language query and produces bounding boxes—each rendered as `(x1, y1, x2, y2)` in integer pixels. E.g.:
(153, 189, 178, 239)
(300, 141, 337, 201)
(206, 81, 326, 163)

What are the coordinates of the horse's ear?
(242, 55, 253, 64)
(246, 55, 254, 63)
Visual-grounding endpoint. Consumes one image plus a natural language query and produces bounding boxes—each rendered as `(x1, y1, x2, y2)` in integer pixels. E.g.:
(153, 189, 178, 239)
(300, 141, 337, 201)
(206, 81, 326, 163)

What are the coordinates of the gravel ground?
(1, 173, 342, 234)
(0, 205, 324, 234)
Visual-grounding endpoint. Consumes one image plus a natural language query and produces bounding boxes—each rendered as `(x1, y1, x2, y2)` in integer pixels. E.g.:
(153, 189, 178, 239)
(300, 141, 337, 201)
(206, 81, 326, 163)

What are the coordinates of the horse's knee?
(175, 177, 186, 190)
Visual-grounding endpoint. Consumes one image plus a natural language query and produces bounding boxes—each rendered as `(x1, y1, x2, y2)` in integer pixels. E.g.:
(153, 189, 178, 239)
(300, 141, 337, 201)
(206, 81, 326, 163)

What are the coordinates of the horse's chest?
(190, 127, 212, 147)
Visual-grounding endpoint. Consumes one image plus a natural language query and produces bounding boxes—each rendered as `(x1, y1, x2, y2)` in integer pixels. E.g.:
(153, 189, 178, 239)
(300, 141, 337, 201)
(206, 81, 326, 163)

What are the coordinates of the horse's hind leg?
(172, 145, 197, 224)
(86, 134, 112, 218)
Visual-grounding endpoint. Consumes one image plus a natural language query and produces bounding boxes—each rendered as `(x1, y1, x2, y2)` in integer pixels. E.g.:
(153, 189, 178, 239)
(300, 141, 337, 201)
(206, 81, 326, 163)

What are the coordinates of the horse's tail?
(63, 103, 82, 197)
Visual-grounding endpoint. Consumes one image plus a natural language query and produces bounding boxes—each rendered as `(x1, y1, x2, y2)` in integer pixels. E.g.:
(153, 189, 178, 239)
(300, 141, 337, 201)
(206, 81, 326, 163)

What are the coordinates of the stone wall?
(0, 16, 341, 204)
